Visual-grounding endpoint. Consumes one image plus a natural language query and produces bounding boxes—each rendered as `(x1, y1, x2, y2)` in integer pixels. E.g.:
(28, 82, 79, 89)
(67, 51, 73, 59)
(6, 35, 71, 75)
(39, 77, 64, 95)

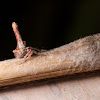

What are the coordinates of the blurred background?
(0, 0, 100, 60)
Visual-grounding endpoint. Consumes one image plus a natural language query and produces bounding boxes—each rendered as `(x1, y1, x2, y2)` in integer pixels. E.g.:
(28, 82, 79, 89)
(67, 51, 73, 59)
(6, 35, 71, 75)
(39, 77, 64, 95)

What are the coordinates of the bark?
(0, 33, 100, 87)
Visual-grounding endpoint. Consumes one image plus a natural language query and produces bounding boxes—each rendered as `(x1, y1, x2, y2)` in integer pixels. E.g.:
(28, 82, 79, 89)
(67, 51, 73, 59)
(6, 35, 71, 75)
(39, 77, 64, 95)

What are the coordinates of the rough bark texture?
(0, 33, 100, 87)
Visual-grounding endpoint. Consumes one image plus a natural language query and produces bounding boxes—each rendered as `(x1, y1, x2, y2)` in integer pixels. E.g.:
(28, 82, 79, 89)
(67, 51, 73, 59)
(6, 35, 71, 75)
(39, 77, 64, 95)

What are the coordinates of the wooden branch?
(0, 33, 100, 87)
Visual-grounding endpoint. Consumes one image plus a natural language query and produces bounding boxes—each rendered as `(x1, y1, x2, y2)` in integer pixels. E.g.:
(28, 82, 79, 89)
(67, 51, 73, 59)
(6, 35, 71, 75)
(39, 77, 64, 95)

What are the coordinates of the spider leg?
(32, 48, 41, 52)
(25, 47, 47, 59)
(28, 47, 47, 53)
(24, 49, 34, 59)
(31, 47, 47, 54)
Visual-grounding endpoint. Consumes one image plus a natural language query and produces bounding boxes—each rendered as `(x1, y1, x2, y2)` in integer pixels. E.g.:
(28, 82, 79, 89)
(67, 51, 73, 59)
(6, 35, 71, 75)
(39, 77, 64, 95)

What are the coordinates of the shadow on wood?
(0, 70, 100, 92)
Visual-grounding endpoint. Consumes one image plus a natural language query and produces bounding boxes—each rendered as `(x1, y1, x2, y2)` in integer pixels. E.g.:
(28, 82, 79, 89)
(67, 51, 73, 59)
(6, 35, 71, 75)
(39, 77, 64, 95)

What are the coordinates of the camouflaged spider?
(12, 22, 45, 59)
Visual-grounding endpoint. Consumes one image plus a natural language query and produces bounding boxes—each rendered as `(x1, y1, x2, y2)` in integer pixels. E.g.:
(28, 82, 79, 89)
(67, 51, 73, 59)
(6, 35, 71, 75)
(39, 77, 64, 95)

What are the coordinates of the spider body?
(12, 22, 38, 59)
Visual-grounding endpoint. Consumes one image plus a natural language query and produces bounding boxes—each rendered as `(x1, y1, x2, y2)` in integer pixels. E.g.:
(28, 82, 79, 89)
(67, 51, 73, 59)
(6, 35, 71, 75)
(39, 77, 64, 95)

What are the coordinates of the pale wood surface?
(0, 70, 100, 100)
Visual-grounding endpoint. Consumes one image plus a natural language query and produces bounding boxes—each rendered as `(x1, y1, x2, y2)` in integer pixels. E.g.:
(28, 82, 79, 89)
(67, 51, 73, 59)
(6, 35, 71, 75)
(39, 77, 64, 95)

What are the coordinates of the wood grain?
(0, 33, 100, 87)
(0, 71, 100, 100)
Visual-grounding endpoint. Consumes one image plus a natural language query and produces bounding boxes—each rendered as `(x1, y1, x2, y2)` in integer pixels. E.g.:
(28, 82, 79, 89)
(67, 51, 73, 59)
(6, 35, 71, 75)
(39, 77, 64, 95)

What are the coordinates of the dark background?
(0, 0, 100, 60)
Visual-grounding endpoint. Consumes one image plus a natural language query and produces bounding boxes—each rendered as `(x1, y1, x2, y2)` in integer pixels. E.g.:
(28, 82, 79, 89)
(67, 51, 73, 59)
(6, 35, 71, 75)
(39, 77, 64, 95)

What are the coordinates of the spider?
(12, 22, 45, 59)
